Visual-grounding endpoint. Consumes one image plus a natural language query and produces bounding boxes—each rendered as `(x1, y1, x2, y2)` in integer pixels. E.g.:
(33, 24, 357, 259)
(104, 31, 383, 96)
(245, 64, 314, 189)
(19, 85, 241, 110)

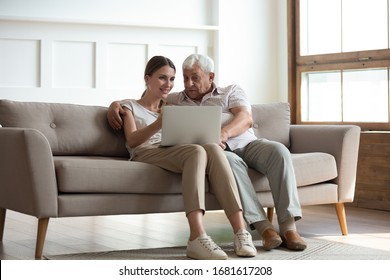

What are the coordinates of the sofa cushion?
(250, 152, 337, 192)
(251, 102, 290, 147)
(0, 99, 128, 157)
(54, 156, 185, 194)
(55, 151, 336, 195)
(292, 152, 337, 187)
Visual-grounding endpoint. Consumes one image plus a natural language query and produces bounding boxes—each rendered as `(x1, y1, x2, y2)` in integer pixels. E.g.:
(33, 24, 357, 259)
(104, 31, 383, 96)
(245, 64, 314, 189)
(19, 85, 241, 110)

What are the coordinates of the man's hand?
(107, 101, 127, 130)
(218, 106, 253, 149)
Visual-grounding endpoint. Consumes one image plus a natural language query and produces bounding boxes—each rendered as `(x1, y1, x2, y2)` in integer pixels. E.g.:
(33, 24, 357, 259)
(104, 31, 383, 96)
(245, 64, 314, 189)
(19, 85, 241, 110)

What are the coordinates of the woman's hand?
(107, 101, 127, 130)
(155, 108, 163, 128)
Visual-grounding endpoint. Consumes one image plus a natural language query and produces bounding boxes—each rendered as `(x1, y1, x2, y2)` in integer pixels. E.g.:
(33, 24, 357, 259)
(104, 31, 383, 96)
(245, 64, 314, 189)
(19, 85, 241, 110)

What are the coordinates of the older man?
(108, 54, 307, 251)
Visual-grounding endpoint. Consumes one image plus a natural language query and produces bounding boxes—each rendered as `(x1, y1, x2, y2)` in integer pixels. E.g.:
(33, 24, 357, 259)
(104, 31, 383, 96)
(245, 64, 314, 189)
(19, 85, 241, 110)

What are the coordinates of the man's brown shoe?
(281, 230, 307, 251)
(261, 228, 282, 251)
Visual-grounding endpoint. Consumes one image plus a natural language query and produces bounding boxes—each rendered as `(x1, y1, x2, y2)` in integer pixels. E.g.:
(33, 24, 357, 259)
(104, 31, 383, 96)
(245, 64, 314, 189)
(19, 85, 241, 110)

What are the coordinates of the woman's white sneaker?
(187, 234, 228, 260)
(234, 229, 257, 257)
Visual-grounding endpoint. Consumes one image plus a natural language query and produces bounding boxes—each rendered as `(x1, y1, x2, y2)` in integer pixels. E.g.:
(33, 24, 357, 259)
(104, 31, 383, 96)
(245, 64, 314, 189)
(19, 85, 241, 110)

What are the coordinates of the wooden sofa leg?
(267, 207, 274, 222)
(35, 218, 49, 259)
(335, 203, 348, 235)
(0, 208, 6, 241)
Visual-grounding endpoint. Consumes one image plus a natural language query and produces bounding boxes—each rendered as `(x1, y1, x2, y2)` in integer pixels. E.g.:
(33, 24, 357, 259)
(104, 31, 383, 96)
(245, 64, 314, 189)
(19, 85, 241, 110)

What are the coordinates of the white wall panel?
(0, 19, 215, 105)
(0, 38, 40, 87)
(0, 0, 221, 105)
(52, 41, 95, 88)
(106, 43, 146, 91)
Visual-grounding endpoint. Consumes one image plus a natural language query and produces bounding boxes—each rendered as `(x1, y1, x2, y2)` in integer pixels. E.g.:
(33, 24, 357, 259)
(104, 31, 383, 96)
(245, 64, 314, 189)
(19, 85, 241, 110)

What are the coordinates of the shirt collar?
(210, 82, 219, 95)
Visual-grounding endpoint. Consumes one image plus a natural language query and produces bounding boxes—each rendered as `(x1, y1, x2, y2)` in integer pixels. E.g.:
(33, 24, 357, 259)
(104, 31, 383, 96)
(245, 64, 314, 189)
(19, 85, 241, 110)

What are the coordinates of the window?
(289, 0, 390, 130)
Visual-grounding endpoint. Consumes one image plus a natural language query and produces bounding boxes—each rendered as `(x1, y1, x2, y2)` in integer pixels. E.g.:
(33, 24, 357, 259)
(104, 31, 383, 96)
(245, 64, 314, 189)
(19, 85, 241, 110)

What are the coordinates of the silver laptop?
(160, 106, 222, 146)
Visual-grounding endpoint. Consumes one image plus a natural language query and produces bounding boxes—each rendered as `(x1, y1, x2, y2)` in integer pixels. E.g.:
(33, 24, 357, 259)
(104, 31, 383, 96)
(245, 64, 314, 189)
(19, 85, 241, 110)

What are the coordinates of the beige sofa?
(0, 99, 361, 259)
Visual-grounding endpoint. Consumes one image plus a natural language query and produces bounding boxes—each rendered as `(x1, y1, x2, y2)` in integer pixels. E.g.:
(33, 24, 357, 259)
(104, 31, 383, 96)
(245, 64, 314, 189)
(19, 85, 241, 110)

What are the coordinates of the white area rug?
(44, 239, 390, 260)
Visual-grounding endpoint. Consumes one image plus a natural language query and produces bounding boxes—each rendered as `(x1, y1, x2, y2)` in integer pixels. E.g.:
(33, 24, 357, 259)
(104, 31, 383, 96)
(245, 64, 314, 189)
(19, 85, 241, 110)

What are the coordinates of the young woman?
(120, 56, 256, 260)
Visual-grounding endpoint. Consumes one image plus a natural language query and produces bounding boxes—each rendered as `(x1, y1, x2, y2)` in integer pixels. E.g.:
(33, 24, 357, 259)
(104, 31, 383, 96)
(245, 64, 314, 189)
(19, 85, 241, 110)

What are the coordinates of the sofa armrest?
(289, 125, 361, 202)
(0, 128, 58, 217)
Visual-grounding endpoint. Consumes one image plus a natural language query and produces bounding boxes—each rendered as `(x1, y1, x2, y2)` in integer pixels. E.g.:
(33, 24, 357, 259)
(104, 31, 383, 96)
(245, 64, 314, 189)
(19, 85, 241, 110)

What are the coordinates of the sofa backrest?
(251, 102, 291, 147)
(0, 99, 128, 157)
(0, 99, 291, 156)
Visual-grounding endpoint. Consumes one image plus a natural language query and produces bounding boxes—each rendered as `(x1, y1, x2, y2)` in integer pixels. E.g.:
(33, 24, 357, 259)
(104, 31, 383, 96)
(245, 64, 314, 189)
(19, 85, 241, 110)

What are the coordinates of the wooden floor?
(1, 204, 390, 260)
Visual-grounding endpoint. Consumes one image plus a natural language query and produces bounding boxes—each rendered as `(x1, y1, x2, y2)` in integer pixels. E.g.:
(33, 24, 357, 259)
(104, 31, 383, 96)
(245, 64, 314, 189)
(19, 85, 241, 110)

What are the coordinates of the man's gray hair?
(182, 54, 214, 73)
